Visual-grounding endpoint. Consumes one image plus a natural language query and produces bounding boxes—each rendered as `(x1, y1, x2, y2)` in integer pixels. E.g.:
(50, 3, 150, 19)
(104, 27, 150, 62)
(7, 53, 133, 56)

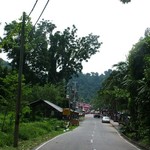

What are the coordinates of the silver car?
(102, 116, 110, 123)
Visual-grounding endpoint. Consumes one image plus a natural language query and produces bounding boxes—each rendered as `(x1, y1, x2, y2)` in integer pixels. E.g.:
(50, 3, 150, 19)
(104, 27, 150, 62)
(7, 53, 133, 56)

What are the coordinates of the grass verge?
(0, 122, 77, 150)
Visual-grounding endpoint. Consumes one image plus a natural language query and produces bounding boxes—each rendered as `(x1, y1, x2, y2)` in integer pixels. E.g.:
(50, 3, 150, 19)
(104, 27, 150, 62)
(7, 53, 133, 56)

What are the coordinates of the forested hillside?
(0, 57, 112, 103)
(70, 70, 112, 102)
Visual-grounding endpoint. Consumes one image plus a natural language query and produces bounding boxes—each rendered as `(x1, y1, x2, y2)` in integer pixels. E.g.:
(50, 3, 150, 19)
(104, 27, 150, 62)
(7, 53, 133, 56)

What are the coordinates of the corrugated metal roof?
(43, 100, 63, 112)
(29, 99, 63, 113)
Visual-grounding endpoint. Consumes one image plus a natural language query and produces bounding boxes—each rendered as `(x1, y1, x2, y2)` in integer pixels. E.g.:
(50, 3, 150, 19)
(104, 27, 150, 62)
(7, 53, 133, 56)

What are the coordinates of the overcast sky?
(1, 0, 150, 74)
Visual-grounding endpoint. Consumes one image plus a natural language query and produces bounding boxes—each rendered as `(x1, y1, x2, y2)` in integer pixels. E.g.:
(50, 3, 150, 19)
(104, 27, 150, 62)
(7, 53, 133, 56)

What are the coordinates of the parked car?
(94, 113, 100, 118)
(102, 116, 110, 123)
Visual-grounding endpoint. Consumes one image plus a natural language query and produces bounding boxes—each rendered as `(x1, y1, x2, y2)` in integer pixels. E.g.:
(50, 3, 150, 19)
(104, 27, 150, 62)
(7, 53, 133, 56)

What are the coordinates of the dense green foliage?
(0, 13, 102, 148)
(0, 15, 102, 110)
(94, 31, 150, 146)
(70, 70, 112, 102)
(0, 14, 101, 85)
(0, 58, 10, 68)
(0, 59, 65, 112)
(0, 117, 64, 149)
(0, 13, 102, 115)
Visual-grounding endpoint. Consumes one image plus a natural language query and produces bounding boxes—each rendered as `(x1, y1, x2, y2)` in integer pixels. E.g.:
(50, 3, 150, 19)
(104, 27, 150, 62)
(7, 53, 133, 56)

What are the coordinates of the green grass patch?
(0, 130, 63, 150)
(0, 119, 78, 150)
(0, 131, 13, 147)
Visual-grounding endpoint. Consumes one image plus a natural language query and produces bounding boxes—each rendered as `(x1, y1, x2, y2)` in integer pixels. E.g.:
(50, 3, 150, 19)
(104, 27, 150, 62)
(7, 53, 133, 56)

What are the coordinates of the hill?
(70, 70, 112, 103)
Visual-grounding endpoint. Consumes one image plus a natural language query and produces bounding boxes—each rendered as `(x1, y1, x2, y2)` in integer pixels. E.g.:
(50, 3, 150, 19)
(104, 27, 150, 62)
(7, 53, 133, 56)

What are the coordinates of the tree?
(127, 35, 150, 141)
(120, 0, 131, 3)
(70, 72, 106, 102)
(0, 17, 102, 85)
(95, 61, 129, 121)
(0, 59, 10, 112)
(1, 71, 26, 111)
(36, 22, 101, 84)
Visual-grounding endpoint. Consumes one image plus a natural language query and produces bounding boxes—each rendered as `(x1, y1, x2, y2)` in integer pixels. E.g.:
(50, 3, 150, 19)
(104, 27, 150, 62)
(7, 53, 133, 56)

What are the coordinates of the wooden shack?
(29, 99, 63, 120)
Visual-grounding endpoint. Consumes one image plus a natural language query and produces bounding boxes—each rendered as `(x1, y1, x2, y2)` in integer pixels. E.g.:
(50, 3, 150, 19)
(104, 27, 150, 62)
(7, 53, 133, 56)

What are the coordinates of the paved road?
(34, 114, 140, 150)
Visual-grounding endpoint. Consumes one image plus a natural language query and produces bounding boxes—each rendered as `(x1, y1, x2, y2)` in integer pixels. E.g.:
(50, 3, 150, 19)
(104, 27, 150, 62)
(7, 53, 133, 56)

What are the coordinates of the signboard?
(63, 108, 71, 115)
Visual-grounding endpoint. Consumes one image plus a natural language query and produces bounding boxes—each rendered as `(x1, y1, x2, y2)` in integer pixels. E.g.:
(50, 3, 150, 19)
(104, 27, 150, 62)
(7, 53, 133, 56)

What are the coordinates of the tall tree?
(95, 61, 129, 120)
(0, 17, 102, 85)
(127, 35, 150, 140)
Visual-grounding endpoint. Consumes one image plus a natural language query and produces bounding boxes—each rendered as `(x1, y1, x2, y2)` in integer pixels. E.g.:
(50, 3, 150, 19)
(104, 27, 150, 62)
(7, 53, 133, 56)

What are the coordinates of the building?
(29, 99, 63, 120)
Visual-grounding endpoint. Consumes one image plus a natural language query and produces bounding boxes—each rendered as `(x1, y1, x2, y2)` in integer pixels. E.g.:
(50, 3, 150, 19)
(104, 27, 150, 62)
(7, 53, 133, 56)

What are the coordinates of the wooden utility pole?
(13, 12, 25, 147)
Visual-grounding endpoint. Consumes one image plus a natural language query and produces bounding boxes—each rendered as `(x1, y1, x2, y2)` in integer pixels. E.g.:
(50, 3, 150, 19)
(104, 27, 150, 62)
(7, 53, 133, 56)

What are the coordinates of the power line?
(1, 0, 39, 41)
(28, 0, 50, 37)
(28, 0, 39, 17)
(33, 0, 50, 27)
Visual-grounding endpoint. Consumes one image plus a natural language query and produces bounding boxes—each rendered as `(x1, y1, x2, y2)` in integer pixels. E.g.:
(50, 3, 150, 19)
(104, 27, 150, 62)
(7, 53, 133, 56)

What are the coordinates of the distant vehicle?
(93, 113, 100, 118)
(102, 116, 110, 123)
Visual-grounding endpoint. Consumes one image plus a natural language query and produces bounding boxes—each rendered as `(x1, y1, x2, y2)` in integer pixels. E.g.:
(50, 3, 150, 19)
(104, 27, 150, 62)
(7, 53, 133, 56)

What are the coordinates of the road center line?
(91, 139, 93, 143)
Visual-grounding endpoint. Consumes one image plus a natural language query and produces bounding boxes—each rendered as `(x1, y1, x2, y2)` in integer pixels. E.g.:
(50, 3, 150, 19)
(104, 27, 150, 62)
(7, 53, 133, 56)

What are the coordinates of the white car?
(102, 116, 110, 123)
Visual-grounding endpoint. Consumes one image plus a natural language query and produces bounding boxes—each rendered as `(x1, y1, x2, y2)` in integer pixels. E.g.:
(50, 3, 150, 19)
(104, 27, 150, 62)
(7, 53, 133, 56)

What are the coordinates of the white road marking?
(34, 130, 71, 150)
(91, 139, 93, 143)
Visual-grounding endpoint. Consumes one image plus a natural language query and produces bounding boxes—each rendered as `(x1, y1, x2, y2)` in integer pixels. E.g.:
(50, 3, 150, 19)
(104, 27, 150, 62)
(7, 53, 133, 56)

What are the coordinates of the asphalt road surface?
(34, 114, 140, 150)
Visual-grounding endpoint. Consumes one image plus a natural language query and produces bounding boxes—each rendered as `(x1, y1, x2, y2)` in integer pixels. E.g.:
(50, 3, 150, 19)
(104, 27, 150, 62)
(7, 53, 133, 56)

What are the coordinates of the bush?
(0, 131, 13, 147)
(19, 119, 64, 140)
(0, 118, 65, 148)
(19, 123, 47, 140)
(33, 121, 52, 132)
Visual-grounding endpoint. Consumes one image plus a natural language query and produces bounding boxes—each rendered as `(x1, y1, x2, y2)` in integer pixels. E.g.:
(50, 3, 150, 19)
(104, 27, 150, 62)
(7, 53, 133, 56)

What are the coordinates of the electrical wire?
(1, 0, 47, 42)
(28, 0, 50, 37)
(0, 0, 38, 42)
(33, 0, 50, 27)
(28, 0, 39, 17)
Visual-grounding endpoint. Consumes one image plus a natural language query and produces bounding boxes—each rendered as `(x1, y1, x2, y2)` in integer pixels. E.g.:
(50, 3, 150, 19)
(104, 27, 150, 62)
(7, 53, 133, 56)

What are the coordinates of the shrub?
(0, 131, 13, 147)
(0, 118, 65, 148)
(19, 123, 47, 140)
(33, 121, 52, 132)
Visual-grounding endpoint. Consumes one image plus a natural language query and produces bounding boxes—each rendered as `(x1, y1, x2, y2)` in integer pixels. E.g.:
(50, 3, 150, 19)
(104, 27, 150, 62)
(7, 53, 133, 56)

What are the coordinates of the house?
(29, 99, 63, 120)
(29, 99, 80, 124)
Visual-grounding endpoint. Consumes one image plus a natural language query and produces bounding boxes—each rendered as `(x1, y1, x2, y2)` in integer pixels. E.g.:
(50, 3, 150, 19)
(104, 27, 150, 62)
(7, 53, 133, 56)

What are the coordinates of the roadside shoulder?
(110, 120, 150, 150)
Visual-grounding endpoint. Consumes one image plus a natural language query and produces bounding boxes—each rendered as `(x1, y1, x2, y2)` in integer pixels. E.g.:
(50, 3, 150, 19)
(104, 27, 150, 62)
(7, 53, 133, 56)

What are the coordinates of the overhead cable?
(33, 0, 50, 27)
(1, 0, 39, 42)
(28, 0, 39, 17)
(28, 0, 50, 36)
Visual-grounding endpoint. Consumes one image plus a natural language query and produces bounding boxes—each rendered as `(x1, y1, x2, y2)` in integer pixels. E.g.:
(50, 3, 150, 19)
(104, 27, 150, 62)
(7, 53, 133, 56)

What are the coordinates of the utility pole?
(13, 12, 25, 147)
(72, 81, 77, 110)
